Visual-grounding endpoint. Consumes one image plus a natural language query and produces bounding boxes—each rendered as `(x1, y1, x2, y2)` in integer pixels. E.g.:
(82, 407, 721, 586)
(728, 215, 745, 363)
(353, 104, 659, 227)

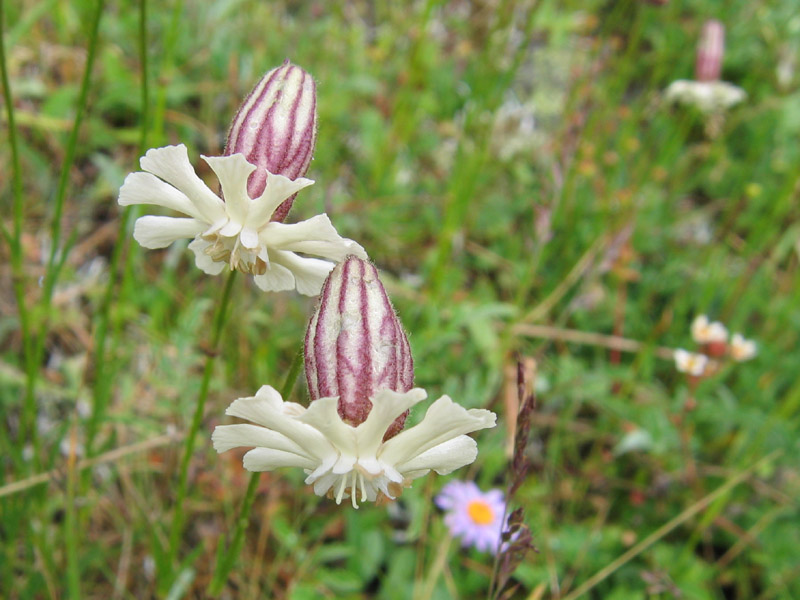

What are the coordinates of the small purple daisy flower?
(435, 480, 507, 554)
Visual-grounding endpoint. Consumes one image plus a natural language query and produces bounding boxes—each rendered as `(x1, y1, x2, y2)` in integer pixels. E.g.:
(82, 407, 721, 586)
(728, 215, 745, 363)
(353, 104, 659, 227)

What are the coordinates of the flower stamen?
(350, 472, 359, 509)
(335, 475, 348, 505)
(359, 472, 367, 504)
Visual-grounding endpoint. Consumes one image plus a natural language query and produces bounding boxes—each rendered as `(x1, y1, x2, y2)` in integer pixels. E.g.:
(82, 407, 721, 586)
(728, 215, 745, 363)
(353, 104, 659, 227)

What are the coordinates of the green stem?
(167, 270, 237, 570)
(23, 0, 105, 465)
(208, 348, 305, 594)
(151, 0, 183, 146)
(65, 423, 81, 600)
(208, 472, 260, 596)
(86, 0, 149, 453)
(0, 0, 31, 471)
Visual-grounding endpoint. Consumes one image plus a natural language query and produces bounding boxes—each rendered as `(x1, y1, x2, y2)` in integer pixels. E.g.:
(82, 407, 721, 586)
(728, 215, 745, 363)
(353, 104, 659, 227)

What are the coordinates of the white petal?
(309, 472, 339, 497)
(264, 214, 368, 261)
(354, 389, 428, 457)
(211, 423, 310, 457)
(269, 250, 334, 296)
(202, 154, 255, 226)
(118, 172, 202, 219)
(664, 80, 694, 103)
(243, 447, 317, 471)
(223, 388, 334, 462)
(379, 395, 496, 467)
(239, 227, 259, 250)
(674, 349, 690, 367)
(396, 435, 478, 476)
(299, 397, 359, 456)
(218, 221, 242, 238)
(263, 214, 342, 246)
(223, 387, 284, 425)
(332, 455, 358, 475)
(286, 238, 368, 262)
(139, 145, 225, 223)
(304, 454, 340, 482)
(187, 238, 226, 275)
(253, 261, 296, 292)
(132, 216, 206, 249)
(248, 174, 314, 230)
(690, 315, 709, 343)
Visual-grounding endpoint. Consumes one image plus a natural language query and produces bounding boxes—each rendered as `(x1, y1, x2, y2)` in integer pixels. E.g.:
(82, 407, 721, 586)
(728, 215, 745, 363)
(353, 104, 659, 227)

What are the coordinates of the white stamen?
(359, 472, 367, 503)
(335, 476, 347, 505)
(350, 472, 358, 509)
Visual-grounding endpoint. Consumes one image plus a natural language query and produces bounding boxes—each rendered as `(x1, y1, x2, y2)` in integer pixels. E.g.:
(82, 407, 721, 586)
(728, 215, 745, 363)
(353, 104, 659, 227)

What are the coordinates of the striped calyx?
(695, 20, 724, 82)
(225, 60, 317, 222)
(304, 256, 414, 439)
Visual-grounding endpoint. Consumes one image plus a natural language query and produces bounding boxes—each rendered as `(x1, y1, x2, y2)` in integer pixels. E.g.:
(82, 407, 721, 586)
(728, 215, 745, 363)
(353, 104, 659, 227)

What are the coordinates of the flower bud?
(304, 256, 414, 438)
(225, 60, 317, 222)
(695, 20, 724, 82)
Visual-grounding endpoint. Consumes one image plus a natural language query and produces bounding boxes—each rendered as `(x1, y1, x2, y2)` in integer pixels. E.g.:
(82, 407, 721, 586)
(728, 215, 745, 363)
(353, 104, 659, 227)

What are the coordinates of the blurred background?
(1, 0, 799, 598)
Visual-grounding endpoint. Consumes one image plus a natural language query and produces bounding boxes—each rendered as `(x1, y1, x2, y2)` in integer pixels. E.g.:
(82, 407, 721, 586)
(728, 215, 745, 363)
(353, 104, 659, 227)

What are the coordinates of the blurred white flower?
(691, 315, 728, 345)
(613, 428, 654, 456)
(212, 386, 496, 508)
(490, 94, 536, 161)
(664, 79, 745, 113)
(118, 144, 366, 295)
(665, 20, 744, 114)
(730, 333, 757, 362)
(674, 349, 708, 376)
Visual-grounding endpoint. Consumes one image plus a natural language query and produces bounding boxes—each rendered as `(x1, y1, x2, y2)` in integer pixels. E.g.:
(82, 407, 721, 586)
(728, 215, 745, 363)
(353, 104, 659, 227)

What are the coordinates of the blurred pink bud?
(225, 60, 317, 222)
(304, 256, 414, 438)
(695, 20, 725, 82)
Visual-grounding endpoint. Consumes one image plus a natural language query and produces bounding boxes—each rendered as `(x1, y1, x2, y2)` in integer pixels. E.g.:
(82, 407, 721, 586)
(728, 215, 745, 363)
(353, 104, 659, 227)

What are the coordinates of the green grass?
(2, 0, 799, 598)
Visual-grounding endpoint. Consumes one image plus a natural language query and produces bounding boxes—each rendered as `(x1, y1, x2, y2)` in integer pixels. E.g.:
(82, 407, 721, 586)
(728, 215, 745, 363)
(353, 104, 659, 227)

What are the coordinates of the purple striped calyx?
(304, 256, 414, 439)
(225, 60, 317, 222)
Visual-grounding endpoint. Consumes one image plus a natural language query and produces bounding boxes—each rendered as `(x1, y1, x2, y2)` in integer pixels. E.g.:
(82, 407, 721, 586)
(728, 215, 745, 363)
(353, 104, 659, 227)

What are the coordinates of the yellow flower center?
(466, 500, 494, 525)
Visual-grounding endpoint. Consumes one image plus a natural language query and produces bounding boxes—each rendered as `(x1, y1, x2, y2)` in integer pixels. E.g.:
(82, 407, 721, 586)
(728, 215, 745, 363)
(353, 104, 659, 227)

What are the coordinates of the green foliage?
(1, 0, 799, 598)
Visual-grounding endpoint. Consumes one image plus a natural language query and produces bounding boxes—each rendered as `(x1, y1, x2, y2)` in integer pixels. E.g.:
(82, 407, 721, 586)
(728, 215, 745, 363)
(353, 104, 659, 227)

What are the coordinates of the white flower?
(730, 333, 757, 362)
(212, 386, 496, 508)
(118, 144, 366, 295)
(674, 348, 709, 376)
(664, 79, 746, 113)
(690, 314, 728, 344)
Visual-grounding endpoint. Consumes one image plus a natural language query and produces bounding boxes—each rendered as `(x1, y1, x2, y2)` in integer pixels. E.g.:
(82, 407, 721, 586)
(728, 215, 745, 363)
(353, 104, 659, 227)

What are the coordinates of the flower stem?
(279, 348, 306, 398)
(207, 348, 304, 594)
(167, 270, 237, 573)
(208, 471, 260, 595)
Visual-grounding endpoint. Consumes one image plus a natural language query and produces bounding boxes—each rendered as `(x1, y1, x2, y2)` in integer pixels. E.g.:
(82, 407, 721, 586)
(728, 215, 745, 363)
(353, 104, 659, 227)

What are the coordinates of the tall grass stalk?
(166, 270, 238, 576)
(559, 450, 782, 600)
(429, 1, 539, 296)
(21, 0, 105, 467)
(0, 0, 30, 471)
(208, 348, 305, 593)
(86, 0, 149, 452)
(65, 423, 81, 600)
(150, 0, 184, 147)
